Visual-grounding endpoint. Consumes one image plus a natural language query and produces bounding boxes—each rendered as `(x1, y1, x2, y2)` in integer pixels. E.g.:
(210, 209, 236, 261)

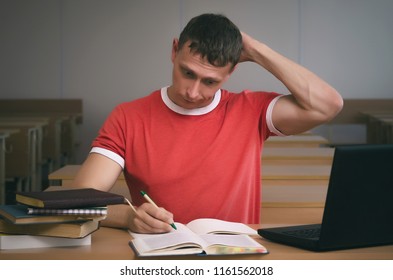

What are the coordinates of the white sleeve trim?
(90, 147, 125, 169)
(266, 95, 287, 137)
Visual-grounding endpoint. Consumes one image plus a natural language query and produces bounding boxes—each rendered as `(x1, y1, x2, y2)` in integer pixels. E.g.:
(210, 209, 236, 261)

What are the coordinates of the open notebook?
(129, 218, 268, 256)
(258, 144, 393, 251)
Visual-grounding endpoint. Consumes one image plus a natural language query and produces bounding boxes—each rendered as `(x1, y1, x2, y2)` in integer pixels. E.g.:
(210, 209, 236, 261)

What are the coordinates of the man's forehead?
(177, 47, 232, 75)
(178, 58, 231, 81)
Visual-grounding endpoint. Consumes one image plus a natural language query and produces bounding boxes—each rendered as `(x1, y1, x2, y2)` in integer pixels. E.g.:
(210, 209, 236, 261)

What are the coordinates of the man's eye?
(204, 80, 216, 86)
(182, 70, 194, 78)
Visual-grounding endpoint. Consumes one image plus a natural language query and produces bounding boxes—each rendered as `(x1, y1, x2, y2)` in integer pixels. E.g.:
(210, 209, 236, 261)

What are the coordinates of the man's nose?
(186, 81, 200, 100)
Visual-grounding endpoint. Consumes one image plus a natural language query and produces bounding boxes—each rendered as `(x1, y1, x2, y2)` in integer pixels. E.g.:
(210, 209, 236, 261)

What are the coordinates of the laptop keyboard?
(283, 227, 321, 239)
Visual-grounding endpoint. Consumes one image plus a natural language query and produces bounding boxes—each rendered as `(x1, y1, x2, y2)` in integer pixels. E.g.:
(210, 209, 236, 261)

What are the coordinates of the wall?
(1, 0, 392, 162)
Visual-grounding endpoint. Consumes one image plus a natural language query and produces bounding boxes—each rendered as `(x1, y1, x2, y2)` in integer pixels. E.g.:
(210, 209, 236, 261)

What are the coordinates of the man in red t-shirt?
(72, 13, 343, 233)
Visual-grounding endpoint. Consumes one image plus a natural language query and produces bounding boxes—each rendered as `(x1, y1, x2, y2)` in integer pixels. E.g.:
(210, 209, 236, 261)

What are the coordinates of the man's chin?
(181, 103, 199, 109)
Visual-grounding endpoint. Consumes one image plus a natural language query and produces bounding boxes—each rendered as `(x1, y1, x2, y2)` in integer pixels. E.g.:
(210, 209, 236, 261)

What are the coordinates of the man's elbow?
(311, 88, 344, 125)
(324, 89, 344, 122)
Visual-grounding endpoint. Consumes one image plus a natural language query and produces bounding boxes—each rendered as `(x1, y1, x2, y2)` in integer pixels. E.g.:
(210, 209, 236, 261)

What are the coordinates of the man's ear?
(171, 38, 179, 62)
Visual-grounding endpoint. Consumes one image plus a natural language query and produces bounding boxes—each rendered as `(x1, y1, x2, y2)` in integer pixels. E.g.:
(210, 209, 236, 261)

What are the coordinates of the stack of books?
(0, 187, 125, 250)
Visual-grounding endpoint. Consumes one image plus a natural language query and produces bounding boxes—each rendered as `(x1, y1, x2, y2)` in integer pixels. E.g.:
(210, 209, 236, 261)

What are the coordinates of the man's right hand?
(127, 202, 175, 233)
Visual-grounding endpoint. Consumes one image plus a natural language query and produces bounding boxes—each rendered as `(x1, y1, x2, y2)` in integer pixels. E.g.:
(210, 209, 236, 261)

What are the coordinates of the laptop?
(258, 144, 393, 251)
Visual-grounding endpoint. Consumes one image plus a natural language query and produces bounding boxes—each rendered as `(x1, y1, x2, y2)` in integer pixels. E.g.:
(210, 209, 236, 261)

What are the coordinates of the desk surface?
(265, 135, 329, 147)
(1, 208, 392, 260)
(1, 226, 392, 260)
(262, 147, 334, 159)
(262, 165, 331, 180)
(265, 134, 328, 143)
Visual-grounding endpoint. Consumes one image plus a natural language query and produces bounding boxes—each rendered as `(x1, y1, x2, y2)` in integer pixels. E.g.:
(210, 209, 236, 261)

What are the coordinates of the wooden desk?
(1, 208, 392, 260)
(262, 147, 334, 165)
(361, 111, 393, 144)
(0, 114, 76, 169)
(0, 115, 68, 170)
(0, 120, 49, 192)
(262, 180, 328, 208)
(0, 99, 83, 165)
(261, 165, 330, 181)
(0, 131, 9, 204)
(265, 135, 329, 148)
(0, 130, 20, 204)
(261, 165, 330, 207)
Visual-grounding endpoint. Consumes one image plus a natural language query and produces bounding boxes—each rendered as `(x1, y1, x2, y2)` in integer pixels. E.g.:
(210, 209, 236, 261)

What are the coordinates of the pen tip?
(171, 223, 177, 230)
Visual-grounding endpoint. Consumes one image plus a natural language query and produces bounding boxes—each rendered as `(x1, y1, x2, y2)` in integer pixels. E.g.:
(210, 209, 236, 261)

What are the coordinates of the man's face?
(168, 39, 233, 109)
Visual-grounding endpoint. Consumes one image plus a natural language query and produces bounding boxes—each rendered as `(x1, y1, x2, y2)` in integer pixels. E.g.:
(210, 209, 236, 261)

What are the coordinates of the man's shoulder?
(114, 89, 161, 111)
(221, 89, 281, 103)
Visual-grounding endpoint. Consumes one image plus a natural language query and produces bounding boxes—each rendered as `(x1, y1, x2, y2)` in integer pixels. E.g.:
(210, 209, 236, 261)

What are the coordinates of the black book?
(16, 188, 125, 209)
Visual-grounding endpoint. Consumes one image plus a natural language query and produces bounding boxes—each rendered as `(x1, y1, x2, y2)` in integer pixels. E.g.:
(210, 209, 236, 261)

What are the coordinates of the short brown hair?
(178, 13, 242, 68)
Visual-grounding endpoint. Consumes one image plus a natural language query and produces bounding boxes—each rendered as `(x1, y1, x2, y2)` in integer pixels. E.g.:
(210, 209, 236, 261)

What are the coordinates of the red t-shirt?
(91, 87, 283, 223)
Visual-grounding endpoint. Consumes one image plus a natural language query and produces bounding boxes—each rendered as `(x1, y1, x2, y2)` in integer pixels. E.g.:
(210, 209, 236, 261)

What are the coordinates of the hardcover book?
(0, 217, 99, 238)
(16, 188, 125, 209)
(128, 218, 268, 256)
(0, 233, 91, 250)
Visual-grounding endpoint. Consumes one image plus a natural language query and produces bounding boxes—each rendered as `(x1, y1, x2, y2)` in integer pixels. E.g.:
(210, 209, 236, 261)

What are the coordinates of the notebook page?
(186, 218, 257, 235)
(131, 230, 208, 254)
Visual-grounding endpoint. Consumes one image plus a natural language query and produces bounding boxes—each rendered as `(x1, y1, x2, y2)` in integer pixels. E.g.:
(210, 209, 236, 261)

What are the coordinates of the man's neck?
(161, 87, 221, 116)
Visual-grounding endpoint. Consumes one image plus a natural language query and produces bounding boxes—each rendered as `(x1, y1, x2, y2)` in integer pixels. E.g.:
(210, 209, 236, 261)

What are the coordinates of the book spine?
(27, 208, 107, 215)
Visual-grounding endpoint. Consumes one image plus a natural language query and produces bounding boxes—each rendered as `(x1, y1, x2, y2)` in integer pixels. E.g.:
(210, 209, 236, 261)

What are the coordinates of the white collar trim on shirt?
(161, 86, 221, 116)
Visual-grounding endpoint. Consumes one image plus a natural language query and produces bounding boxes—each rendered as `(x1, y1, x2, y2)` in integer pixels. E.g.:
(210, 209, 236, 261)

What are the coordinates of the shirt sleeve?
(266, 95, 287, 137)
(90, 147, 125, 168)
(90, 104, 127, 168)
(241, 90, 287, 140)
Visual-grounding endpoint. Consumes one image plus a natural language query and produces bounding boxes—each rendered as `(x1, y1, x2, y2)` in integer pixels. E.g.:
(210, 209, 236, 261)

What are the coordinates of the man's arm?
(71, 153, 174, 233)
(72, 153, 122, 191)
(240, 32, 343, 135)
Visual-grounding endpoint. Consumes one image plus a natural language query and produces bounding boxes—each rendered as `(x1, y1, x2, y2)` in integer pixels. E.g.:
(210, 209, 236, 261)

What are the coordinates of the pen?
(140, 191, 177, 230)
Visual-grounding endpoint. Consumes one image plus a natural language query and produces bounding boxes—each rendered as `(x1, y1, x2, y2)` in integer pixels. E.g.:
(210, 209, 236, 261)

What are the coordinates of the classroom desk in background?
(361, 111, 393, 144)
(0, 115, 67, 170)
(0, 113, 82, 167)
(1, 207, 392, 260)
(0, 99, 83, 165)
(262, 147, 334, 165)
(264, 135, 329, 148)
(0, 130, 19, 204)
(0, 120, 49, 192)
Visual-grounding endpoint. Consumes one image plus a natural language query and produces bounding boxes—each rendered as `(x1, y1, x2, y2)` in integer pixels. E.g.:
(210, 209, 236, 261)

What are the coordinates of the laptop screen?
(319, 144, 393, 248)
